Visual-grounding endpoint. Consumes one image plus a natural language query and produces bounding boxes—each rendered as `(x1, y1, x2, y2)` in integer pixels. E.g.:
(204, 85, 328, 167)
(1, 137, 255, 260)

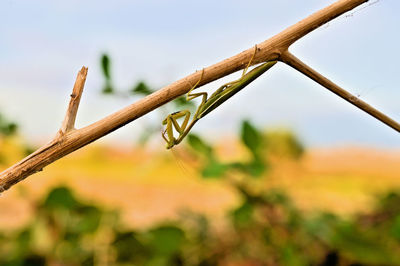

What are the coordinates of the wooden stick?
(280, 51, 400, 132)
(59, 67, 88, 136)
(2, 0, 395, 193)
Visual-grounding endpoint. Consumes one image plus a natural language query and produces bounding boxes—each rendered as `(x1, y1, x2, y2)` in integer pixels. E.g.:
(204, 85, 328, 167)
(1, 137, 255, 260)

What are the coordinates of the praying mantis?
(162, 46, 277, 149)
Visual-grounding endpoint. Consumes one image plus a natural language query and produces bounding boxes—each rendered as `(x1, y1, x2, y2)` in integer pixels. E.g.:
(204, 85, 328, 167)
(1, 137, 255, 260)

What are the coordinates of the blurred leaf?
(16, 229, 32, 254)
(265, 130, 304, 159)
(235, 184, 263, 205)
(145, 256, 169, 266)
(262, 189, 291, 206)
(102, 83, 114, 94)
(132, 81, 154, 96)
(228, 162, 246, 172)
(148, 226, 185, 257)
(74, 206, 102, 233)
(55, 240, 90, 263)
(81, 255, 95, 266)
(379, 192, 400, 214)
(281, 245, 308, 266)
(391, 215, 400, 241)
(307, 213, 400, 265)
(21, 254, 46, 266)
(113, 231, 148, 263)
(201, 160, 227, 178)
(63, 231, 79, 244)
(0, 113, 18, 137)
(229, 157, 266, 177)
(187, 134, 212, 156)
(247, 157, 266, 177)
(100, 54, 114, 95)
(232, 201, 254, 227)
(331, 222, 400, 265)
(173, 96, 195, 108)
(305, 212, 339, 243)
(1, 123, 17, 136)
(24, 145, 36, 156)
(42, 186, 78, 210)
(101, 54, 111, 80)
(241, 120, 261, 155)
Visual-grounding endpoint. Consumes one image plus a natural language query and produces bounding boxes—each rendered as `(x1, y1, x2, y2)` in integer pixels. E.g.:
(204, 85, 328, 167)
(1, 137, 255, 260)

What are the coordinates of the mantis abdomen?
(198, 61, 277, 118)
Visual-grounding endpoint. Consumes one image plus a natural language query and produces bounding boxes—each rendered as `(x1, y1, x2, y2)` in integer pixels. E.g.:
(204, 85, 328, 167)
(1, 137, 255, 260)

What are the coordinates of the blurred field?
(0, 137, 399, 231)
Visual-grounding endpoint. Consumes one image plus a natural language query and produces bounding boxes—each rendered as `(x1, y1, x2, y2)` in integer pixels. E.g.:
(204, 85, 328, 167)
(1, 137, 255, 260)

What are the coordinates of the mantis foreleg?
(162, 110, 191, 148)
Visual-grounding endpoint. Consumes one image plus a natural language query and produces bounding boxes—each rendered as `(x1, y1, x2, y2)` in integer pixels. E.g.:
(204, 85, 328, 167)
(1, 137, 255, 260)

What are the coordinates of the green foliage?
(101, 54, 114, 94)
(264, 130, 304, 159)
(101, 54, 111, 80)
(187, 134, 227, 178)
(179, 122, 400, 264)
(187, 134, 212, 156)
(241, 120, 262, 155)
(0, 113, 18, 137)
(113, 231, 148, 263)
(42, 186, 79, 209)
(232, 200, 254, 227)
(2, 181, 400, 266)
(23, 145, 36, 156)
(113, 226, 185, 265)
(187, 120, 268, 178)
(102, 85, 114, 94)
(132, 81, 154, 96)
(229, 156, 265, 177)
(148, 226, 185, 257)
(201, 159, 228, 178)
(391, 215, 400, 241)
(186, 122, 303, 179)
(173, 96, 195, 109)
(239, 120, 268, 177)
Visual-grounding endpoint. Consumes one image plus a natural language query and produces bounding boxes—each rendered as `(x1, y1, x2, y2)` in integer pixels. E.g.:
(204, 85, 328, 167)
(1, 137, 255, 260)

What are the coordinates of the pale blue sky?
(0, 0, 399, 148)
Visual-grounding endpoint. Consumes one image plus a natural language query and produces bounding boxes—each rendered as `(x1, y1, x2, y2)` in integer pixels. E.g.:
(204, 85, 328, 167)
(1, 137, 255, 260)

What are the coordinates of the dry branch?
(59, 67, 88, 136)
(1, 0, 398, 193)
(280, 52, 400, 132)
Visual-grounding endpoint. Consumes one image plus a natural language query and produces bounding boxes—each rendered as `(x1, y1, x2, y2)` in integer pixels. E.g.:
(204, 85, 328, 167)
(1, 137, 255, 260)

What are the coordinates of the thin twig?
(58, 66, 88, 136)
(2, 0, 398, 193)
(280, 51, 400, 132)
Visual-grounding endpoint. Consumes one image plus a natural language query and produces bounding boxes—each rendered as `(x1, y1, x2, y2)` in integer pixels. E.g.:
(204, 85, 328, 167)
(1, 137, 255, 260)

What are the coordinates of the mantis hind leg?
(209, 45, 258, 99)
(186, 68, 205, 98)
(242, 45, 258, 76)
(186, 69, 208, 113)
(185, 69, 210, 119)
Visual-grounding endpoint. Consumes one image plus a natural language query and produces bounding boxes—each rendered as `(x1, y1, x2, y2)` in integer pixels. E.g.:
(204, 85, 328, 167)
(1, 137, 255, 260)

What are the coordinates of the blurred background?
(1, 0, 400, 265)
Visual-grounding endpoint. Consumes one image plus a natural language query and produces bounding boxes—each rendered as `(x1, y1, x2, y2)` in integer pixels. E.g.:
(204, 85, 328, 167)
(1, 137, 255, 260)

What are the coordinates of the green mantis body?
(162, 58, 277, 149)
